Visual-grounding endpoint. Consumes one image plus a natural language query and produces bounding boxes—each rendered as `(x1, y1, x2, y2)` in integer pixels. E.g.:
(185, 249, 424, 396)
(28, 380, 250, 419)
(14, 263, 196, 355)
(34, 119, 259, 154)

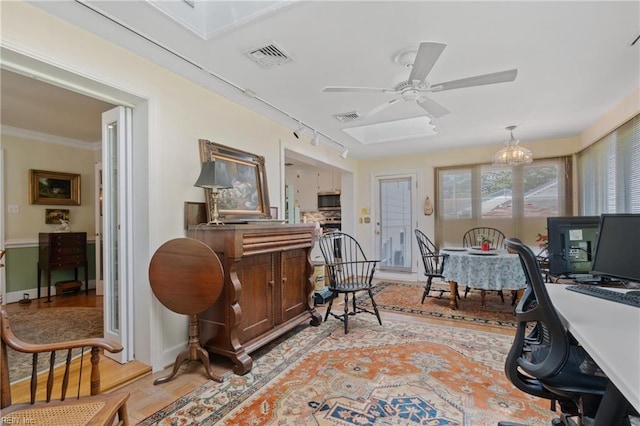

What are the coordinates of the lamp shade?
(194, 161, 230, 190)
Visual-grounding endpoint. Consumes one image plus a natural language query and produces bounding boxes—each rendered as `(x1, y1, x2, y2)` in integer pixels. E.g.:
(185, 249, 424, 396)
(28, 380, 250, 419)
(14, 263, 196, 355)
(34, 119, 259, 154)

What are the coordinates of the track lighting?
(340, 147, 348, 159)
(293, 122, 304, 139)
(310, 130, 320, 146)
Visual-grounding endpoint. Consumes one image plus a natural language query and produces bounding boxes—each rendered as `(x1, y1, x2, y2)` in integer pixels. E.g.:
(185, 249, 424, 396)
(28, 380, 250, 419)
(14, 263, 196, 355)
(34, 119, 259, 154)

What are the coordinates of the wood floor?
(5, 289, 513, 423)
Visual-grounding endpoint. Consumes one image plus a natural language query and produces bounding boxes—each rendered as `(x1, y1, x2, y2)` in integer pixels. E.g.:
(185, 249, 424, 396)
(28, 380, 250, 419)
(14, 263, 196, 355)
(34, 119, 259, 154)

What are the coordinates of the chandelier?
(493, 125, 533, 166)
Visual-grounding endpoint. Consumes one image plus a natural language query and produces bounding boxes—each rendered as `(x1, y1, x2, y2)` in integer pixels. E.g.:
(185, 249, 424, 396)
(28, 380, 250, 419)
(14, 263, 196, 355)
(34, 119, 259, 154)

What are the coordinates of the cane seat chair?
(499, 238, 637, 426)
(1, 307, 129, 425)
(318, 231, 382, 334)
(414, 229, 459, 302)
(462, 226, 507, 301)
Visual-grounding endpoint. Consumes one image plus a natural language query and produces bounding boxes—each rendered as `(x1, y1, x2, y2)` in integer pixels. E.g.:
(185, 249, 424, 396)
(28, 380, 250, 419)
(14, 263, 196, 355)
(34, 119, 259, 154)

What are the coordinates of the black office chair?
(414, 229, 459, 303)
(499, 238, 636, 426)
(462, 226, 507, 301)
(318, 231, 382, 334)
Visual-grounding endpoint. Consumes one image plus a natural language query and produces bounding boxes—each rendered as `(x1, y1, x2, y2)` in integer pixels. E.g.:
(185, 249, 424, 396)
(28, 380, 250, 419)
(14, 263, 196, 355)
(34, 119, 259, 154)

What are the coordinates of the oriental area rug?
(6, 307, 103, 383)
(360, 280, 518, 329)
(140, 315, 554, 425)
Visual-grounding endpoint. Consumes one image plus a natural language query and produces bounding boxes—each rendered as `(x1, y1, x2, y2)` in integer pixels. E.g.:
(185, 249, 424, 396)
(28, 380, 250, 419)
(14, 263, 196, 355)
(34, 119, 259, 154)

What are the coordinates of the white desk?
(546, 284, 640, 417)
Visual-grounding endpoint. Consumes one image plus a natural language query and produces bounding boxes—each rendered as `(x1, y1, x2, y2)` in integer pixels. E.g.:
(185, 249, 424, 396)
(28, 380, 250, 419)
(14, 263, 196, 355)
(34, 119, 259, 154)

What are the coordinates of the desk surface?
(441, 249, 527, 290)
(546, 284, 640, 411)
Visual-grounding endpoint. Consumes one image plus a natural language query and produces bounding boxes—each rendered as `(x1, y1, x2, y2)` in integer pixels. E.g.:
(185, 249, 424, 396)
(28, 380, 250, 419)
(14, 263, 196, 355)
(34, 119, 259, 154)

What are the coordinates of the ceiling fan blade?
(417, 97, 450, 118)
(430, 69, 518, 92)
(322, 86, 396, 94)
(361, 98, 402, 118)
(407, 42, 447, 84)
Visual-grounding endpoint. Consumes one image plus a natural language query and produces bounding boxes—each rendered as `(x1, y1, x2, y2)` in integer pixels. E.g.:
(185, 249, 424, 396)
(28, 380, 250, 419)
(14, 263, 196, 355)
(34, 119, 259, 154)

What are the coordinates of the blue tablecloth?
(440, 249, 527, 290)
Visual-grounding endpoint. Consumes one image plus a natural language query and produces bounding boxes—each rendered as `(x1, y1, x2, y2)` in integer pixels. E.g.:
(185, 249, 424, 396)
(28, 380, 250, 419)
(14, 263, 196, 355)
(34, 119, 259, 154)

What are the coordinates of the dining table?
(440, 247, 528, 309)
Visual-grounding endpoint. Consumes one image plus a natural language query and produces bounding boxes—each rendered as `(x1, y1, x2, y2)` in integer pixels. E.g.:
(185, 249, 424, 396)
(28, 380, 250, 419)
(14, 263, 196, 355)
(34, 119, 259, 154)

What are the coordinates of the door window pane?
(379, 178, 411, 270)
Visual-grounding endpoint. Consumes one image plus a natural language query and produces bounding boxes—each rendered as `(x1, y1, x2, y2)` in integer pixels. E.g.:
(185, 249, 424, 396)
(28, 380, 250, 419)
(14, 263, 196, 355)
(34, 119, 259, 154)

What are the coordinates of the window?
(437, 158, 569, 246)
(578, 115, 640, 214)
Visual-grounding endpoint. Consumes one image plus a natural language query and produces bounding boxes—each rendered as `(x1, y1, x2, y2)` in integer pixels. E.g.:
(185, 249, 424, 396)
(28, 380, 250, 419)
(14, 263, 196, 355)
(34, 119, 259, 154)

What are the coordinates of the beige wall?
(1, 1, 353, 371)
(579, 88, 640, 151)
(2, 133, 97, 241)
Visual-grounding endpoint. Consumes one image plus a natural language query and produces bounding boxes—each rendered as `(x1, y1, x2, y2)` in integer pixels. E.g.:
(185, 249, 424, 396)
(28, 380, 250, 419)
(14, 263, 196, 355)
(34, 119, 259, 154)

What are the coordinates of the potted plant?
(477, 235, 493, 251)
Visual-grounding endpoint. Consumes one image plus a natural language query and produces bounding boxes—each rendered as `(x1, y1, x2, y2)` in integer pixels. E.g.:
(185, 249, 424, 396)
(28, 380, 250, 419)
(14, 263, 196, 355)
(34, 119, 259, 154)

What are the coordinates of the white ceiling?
(1, 69, 115, 143)
(5, 1, 640, 159)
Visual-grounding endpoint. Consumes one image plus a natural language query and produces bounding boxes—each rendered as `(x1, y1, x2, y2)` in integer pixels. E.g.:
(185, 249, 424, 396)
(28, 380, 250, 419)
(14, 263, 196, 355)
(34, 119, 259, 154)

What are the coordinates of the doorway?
(374, 172, 418, 273)
(0, 49, 148, 366)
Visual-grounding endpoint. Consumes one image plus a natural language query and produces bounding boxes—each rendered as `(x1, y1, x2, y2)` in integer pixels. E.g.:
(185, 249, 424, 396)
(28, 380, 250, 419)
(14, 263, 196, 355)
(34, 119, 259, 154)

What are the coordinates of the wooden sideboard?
(38, 232, 88, 302)
(187, 223, 322, 375)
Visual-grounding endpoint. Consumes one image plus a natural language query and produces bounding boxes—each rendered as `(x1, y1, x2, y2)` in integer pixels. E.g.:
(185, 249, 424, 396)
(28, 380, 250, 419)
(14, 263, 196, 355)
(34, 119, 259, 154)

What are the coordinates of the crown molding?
(1, 125, 100, 150)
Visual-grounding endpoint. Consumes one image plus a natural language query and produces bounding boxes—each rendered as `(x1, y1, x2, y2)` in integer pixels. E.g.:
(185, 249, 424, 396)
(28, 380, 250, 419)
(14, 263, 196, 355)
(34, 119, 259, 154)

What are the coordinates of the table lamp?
(194, 160, 231, 225)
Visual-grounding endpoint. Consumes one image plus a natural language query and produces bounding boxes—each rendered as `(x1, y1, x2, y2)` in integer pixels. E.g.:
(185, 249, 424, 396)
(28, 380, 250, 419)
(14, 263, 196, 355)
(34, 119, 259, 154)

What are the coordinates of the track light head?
(340, 147, 348, 159)
(310, 130, 320, 146)
(293, 122, 304, 139)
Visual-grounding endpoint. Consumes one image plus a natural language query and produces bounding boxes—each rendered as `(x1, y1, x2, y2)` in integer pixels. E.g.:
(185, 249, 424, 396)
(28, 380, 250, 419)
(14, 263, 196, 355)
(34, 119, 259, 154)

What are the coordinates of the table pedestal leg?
(448, 281, 458, 309)
(480, 290, 486, 307)
(154, 314, 223, 385)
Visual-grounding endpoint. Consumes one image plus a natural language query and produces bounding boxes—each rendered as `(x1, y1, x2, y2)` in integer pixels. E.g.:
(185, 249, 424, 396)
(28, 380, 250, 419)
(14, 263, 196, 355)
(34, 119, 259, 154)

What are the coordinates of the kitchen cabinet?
(285, 167, 341, 210)
(317, 170, 340, 192)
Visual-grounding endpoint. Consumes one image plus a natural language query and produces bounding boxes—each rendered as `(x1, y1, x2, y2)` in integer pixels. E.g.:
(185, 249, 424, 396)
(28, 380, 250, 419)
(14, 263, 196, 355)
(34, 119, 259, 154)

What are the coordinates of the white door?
(374, 173, 417, 272)
(102, 106, 133, 363)
(0, 150, 5, 303)
(94, 163, 103, 296)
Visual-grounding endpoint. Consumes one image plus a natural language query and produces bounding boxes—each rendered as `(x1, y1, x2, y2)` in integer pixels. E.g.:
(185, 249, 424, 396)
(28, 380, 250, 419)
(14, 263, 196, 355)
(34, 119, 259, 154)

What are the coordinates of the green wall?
(5, 243, 96, 293)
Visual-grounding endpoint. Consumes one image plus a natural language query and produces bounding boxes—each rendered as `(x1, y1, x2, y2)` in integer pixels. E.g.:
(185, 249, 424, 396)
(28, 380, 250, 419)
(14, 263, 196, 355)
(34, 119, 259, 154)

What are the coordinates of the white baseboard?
(5, 280, 96, 304)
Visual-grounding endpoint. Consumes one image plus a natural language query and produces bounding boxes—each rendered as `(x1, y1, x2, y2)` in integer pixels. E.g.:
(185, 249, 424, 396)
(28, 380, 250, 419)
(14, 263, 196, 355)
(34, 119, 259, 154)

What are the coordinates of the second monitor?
(546, 216, 600, 277)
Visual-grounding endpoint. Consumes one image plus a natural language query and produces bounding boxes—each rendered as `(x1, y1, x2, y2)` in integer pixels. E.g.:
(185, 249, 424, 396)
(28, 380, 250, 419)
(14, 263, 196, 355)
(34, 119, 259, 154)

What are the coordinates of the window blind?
(578, 114, 640, 214)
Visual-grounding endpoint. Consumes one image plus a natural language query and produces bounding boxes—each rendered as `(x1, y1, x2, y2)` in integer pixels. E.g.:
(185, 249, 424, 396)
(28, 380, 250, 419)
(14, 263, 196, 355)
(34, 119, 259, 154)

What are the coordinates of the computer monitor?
(546, 216, 600, 277)
(590, 214, 640, 283)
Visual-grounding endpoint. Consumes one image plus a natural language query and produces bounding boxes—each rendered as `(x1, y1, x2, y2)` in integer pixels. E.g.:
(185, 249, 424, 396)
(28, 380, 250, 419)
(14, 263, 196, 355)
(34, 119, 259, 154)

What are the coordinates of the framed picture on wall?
(45, 209, 70, 224)
(198, 139, 270, 222)
(29, 169, 81, 206)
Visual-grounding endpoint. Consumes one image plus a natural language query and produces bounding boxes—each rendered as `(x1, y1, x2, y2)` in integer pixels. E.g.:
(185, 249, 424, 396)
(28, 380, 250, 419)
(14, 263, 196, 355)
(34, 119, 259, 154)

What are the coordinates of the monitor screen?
(546, 216, 600, 276)
(590, 214, 640, 283)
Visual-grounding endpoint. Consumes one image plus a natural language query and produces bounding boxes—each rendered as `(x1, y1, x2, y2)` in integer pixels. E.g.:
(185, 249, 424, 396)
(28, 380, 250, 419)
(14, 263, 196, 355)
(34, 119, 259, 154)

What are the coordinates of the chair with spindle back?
(462, 226, 507, 301)
(0, 306, 129, 425)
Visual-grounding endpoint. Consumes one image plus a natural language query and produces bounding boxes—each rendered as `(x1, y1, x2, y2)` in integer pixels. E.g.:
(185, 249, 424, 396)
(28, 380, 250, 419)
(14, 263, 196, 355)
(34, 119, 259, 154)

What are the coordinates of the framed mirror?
(198, 139, 271, 222)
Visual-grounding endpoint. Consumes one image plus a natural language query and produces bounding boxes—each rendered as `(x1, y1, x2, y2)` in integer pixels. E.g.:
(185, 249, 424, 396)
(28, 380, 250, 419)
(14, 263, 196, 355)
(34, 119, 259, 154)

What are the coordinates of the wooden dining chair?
(462, 227, 507, 301)
(0, 307, 130, 425)
(414, 229, 459, 303)
(318, 231, 382, 334)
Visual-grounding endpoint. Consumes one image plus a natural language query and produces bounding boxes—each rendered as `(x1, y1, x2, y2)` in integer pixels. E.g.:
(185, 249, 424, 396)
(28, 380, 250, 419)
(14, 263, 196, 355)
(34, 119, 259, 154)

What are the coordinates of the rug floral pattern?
(141, 315, 553, 425)
(359, 281, 518, 328)
(6, 307, 103, 383)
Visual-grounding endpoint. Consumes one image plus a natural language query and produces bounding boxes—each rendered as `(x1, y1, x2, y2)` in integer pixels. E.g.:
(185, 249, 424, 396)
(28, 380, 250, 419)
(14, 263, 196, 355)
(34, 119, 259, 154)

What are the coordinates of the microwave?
(318, 192, 341, 210)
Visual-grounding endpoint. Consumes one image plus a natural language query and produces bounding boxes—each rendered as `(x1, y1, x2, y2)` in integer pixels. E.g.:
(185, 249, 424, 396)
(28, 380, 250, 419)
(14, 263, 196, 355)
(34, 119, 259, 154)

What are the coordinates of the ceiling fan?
(322, 42, 518, 120)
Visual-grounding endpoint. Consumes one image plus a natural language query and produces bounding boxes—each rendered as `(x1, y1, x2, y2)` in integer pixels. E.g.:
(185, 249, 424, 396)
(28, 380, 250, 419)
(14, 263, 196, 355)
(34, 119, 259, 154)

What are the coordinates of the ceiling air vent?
(246, 42, 292, 69)
(334, 111, 361, 123)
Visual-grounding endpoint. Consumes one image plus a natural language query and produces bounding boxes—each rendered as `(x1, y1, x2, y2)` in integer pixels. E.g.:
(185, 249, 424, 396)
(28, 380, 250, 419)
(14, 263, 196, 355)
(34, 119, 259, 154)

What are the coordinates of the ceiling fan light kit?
(493, 125, 533, 166)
